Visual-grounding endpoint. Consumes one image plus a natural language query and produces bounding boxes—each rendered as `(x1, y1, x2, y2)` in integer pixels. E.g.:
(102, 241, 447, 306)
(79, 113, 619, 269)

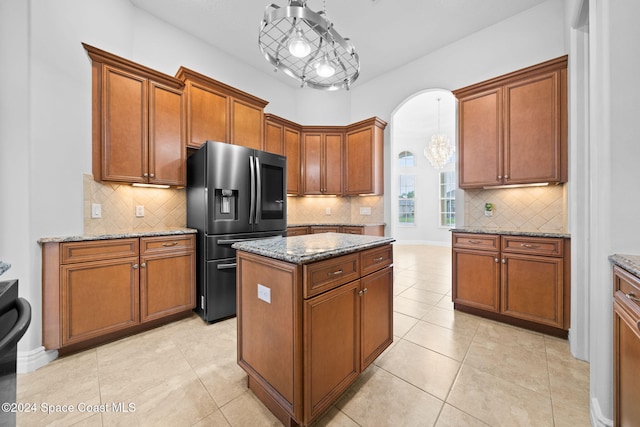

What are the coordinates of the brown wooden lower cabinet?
(452, 232, 570, 336)
(287, 225, 384, 237)
(613, 265, 640, 427)
(42, 234, 196, 352)
(237, 244, 393, 426)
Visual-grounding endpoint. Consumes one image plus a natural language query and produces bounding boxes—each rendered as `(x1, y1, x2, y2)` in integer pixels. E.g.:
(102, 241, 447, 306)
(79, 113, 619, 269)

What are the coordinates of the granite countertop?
(38, 227, 197, 243)
(610, 254, 640, 278)
(451, 227, 570, 239)
(288, 223, 386, 227)
(233, 232, 395, 264)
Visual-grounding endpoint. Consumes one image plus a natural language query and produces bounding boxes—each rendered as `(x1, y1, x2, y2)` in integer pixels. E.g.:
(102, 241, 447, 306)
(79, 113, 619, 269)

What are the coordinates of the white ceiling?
(129, 0, 549, 88)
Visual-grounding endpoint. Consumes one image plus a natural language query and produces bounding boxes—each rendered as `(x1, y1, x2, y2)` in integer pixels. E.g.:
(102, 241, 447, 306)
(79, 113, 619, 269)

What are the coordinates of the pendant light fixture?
(424, 97, 455, 170)
(258, 0, 360, 90)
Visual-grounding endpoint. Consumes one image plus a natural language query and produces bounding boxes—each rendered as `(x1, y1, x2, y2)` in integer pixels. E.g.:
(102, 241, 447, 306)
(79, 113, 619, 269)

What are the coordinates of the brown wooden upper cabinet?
(302, 128, 344, 195)
(344, 117, 387, 195)
(175, 67, 268, 150)
(453, 56, 567, 189)
(264, 114, 302, 195)
(84, 43, 186, 186)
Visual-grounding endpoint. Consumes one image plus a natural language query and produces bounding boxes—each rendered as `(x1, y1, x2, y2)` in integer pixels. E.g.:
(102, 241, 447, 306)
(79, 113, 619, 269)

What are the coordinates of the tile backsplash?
(463, 184, 566, 232)
(83, 174, 186, 234)
(287, 195, 384, 224)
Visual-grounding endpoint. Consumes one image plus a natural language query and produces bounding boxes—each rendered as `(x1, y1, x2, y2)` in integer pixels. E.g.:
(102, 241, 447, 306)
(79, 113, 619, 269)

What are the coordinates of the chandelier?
(424, 97, 455, 169)
(258, 0, 360, 90)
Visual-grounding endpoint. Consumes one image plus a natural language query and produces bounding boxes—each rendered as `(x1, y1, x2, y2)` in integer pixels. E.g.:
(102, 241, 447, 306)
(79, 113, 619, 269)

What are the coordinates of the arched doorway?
(390, 89, 456, 245)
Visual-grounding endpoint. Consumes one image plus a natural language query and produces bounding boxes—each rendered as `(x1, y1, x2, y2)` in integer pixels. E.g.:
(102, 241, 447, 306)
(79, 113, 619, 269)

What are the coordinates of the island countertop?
(232, 232, 395, 264)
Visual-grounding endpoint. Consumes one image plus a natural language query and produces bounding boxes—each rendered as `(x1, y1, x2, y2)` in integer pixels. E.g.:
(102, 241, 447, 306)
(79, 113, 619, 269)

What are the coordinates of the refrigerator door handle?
(255, 157, 261, 224)
(249, 156, 256, 224)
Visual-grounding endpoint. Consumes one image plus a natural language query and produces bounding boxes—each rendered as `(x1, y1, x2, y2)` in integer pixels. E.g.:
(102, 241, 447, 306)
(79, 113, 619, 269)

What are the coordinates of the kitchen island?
(233, 233, 394, 426)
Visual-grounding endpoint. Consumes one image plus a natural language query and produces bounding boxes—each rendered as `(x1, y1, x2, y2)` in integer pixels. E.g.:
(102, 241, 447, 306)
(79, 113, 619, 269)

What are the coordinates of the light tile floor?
(16, 245, 590, 426)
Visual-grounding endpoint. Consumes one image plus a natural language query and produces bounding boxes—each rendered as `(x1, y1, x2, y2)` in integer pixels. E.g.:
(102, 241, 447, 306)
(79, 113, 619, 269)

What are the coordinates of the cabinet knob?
(363, 288, 368, 294)
(143, 173, 148, 177)
(133, 263, 139, 269)
(358, 290, 364, 296)
(498, 175, 502, 180)
(141, 262, 146, 268)
(150, 173, 155, 178)
(501, 259, 506, 264)
(504, 174, 509, 179)
(495, 258, 499, 263)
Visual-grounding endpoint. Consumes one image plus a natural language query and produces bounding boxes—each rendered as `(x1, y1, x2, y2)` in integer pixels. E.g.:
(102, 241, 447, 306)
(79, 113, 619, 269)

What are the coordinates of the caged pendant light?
(258, 0, 360, 90)
(424, 97, 455, 170)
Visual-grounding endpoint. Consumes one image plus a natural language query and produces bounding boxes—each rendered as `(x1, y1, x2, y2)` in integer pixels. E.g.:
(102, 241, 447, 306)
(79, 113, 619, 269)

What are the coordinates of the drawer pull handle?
(327, 269, 343, 276)
(467, 240, 482, 244)
(626, 293, 640, 303)
(521, 243, 540, 249)
(162, 242, 179, 247)
(373, 257, 384, 262)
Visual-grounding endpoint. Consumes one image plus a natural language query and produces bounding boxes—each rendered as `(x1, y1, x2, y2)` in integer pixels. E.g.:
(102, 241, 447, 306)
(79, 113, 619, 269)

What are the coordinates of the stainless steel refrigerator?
(187, 141, 287, 323)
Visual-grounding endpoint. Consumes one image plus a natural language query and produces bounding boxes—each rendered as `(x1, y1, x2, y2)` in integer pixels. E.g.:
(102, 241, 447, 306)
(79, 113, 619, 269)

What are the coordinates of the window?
(439, 170, 456, 227)
(398, 174, 415, 224)
(398, 151, 414, 167)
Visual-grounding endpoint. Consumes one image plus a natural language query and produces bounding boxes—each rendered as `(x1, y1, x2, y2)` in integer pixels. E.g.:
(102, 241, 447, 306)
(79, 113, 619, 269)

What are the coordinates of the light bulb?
(288, 29, 311, 58)
(315, 54, 336, 77)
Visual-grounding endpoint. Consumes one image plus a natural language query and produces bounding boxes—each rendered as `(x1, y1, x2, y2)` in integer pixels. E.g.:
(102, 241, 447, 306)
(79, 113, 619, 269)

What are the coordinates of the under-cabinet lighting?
(132, 183, 171, 189)
(482, 182, 550, 190)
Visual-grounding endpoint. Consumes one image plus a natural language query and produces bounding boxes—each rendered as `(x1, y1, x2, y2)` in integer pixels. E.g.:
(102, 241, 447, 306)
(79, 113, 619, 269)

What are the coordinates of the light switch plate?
(91, 203, 102, 219)
(135, 205, 145, 217)
(360, 207, 372, 215)
(258, 284, 271, 304)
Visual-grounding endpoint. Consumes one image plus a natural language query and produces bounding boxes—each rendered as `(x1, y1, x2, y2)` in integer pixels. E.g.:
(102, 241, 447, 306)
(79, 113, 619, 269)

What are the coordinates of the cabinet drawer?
(361, 245, 393, 276)
(501, 236, 563, 257)
(61, 238, 139, 264)
(341, 226, 363, 235)
(287, 226, 309, 236)
(303, 253, 360, 298)
(141, 234, 195, 255)
(452, 233, 499, 251)
(614, 266, 640, 312)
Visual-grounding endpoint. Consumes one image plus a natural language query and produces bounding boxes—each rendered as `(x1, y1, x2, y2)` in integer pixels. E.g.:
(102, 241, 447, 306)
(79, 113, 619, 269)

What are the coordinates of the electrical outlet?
(91, 203, 102, 219)
(257, 284, 271, 304)
(325, 207, 331, 215)
(359, 207, 372, 215)
(135, 205, 145, 217)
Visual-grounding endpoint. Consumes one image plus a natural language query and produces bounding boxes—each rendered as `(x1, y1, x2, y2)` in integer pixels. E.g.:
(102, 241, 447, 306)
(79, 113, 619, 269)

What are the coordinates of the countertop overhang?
(451, 227, 570, 239)
(610, 254, 640, 278)
(233, 232, 395, 264)
(38, 227, 197, 243)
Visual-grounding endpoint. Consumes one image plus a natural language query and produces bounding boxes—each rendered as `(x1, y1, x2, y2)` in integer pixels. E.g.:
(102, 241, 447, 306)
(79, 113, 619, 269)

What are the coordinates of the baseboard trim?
(17, 346, 58, 373)
(591, 397, 613, 427)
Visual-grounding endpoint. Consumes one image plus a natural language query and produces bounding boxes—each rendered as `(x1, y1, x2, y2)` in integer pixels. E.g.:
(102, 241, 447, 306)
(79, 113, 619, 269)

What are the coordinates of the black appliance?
(0, 280, 31, 427)
(187, 141, 287, 322)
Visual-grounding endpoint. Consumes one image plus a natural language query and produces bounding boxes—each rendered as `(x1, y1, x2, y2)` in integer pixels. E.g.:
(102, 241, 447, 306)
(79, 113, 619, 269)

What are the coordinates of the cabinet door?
(148, 81, 185, 186)
(309, 226, 341, 234)
(324, 133, 343, 195)
(501, 253, 563, 328)
(61, 257, 140, 345)
(302, 133, 323, 195)
(504, 71, 563, 184)
(140, 250, 195, 322)
(284, 127, 301, 195)
(186, 81, 229, 148)
(264, 120, 284, 155)
(452, 248, 500, 312)
(614, 298, 640, 427)
(231, 99, 263, 150)
(304, 280, 360, 424)
(344, 126, 375, 195)
(361, 267, 393, 369)
(101, 65, 148, 183)
(457, 88, 502, 188)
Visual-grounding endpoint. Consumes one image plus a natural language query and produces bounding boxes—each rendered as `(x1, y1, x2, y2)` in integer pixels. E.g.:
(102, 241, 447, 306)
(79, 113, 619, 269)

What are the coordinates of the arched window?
(398, 151, 415, 167)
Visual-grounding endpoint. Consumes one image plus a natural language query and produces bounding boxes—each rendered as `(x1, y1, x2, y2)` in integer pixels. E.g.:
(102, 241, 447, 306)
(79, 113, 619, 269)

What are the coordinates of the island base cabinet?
(236, 244, 393, 427)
